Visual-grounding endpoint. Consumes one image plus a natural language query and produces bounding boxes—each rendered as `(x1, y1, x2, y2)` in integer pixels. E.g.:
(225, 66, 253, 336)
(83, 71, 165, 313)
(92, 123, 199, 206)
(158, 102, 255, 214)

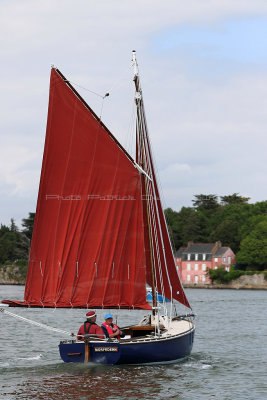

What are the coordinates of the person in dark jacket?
(101, 313, 125, 339)
(77, 311, 105, 340)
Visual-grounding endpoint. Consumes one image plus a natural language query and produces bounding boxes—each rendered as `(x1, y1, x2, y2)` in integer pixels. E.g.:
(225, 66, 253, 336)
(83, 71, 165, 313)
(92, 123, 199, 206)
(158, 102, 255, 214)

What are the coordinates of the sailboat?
(3, 52, 195, 365)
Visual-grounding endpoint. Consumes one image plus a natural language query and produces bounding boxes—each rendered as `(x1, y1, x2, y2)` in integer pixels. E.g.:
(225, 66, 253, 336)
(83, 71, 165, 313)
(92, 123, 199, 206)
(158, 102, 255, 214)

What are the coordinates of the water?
(0, 286, 266, 399)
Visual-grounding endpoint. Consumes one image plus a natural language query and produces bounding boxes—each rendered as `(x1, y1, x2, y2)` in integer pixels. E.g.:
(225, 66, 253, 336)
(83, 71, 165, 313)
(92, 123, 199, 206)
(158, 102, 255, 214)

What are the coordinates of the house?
(175, 241, 235, 285)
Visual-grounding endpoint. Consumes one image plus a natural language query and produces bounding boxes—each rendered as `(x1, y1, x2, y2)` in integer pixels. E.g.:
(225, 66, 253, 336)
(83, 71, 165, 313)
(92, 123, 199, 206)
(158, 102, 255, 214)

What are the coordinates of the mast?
(132, 51, 158, 315)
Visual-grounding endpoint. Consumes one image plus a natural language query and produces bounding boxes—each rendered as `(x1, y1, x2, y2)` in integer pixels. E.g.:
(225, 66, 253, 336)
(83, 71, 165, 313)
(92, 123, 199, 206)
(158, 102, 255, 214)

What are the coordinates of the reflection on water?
(7, 363, 187, 400)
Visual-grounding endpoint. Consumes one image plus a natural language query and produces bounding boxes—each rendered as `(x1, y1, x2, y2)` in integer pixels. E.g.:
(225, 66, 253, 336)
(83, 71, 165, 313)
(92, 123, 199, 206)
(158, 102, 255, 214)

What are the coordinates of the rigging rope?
(0, 307, 75, 337)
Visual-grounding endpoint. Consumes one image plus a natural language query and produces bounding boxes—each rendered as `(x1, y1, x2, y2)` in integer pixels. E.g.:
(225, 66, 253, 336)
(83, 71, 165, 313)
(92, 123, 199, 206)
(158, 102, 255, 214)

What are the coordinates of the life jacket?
(102, 322, 120, 339)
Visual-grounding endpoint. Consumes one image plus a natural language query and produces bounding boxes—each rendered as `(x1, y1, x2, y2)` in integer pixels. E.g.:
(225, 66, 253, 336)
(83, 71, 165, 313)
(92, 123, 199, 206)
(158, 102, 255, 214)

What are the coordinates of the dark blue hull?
(59, 327, 194, 365)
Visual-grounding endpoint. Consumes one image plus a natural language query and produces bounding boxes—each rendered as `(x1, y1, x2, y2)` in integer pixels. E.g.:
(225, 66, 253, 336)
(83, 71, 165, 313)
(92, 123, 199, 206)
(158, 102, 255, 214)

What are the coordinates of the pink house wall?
(175, 248, 236, 285)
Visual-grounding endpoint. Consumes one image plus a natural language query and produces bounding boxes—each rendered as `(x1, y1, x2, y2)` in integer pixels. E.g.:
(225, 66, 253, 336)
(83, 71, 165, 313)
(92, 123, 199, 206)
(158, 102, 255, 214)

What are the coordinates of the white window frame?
(187, 264, 191, 271)
(202, 263, 206, 271)
(194, 264, 199, 271)
(214, 257, 218, 262)
(187, 253, 190, 261)
(187, 274, 191, 282)
(195, 253, 198, 261)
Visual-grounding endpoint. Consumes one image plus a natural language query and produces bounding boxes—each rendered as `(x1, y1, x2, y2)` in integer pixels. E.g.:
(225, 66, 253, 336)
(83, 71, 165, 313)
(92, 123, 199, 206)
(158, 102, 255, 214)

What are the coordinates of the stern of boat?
(59, 340, 121, 365)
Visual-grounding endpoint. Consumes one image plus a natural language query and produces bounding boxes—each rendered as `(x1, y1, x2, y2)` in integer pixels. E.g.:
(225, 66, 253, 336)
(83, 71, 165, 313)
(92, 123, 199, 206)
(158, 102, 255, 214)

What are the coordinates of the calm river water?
(0, 286, 266, 399)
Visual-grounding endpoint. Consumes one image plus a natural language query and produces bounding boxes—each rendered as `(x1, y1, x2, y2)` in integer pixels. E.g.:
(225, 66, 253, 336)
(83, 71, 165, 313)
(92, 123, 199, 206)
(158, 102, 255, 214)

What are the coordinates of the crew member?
(101, 313, 124, 339)
(77, 311, 105, 341)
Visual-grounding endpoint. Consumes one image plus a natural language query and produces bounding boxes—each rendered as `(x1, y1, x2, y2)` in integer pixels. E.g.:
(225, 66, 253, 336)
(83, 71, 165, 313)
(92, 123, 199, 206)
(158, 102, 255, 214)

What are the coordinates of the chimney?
(211, 241, 221, 253)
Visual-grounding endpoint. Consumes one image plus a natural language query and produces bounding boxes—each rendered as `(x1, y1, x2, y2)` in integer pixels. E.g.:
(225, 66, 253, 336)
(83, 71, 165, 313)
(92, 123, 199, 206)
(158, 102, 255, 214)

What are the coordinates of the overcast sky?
(1, 0, 267, 227)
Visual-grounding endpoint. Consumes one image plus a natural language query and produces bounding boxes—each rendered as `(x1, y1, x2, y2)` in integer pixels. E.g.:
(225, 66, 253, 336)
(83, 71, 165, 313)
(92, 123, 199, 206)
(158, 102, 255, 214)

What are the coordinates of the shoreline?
(1, 273, 266, 290)
(183, 273, 267, 290)
(183, 284, 267, 290)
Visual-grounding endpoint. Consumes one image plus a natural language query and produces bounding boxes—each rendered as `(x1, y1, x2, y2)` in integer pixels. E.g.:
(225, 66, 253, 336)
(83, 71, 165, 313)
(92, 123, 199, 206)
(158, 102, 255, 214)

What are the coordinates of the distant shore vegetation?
(1, 194, 267, 282)
(165, 193, 267, 271)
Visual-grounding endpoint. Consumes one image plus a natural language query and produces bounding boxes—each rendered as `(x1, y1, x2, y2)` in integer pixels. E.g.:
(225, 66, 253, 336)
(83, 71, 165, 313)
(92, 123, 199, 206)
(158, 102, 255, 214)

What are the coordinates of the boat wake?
(173, 353, 214, 371)
(17, 354, 43, 361)
(183, 360, 212, 370)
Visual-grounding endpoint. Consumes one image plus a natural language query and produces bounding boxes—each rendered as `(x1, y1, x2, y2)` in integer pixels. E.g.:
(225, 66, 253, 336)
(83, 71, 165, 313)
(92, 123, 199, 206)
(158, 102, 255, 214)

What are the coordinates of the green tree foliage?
(236, 218, 267, 269)
(206, 267, 262, 283)
(220, 193, 250, 205)
(164, 208, 181, 249)
(0, 220, 30, 264)
(22, 212, 35, 240)
(164, 207, 202, 250)
(165, 195, 267, 268)
(210, 220, 240, 253)
(192, 194, 219, 210)
(208, 267, 244, 284)
(179, 207, 202, 245)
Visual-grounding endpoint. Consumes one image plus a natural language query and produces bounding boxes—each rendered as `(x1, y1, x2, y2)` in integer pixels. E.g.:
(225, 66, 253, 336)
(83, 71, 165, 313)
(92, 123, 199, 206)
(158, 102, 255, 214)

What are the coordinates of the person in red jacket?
(101, 313, 124, 339)
(77, 311, 105, 341)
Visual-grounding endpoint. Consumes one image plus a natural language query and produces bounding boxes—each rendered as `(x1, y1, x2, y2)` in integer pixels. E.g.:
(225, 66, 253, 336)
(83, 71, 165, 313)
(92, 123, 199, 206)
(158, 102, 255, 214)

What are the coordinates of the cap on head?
(105, 313, 113, 320)
(86, 311, 96, 319)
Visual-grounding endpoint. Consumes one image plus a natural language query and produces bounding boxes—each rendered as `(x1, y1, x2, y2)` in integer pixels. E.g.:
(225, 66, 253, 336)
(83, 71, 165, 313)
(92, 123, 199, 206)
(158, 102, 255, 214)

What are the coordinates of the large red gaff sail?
(135, 74, 191, 309)
(4, 68, 151, 309)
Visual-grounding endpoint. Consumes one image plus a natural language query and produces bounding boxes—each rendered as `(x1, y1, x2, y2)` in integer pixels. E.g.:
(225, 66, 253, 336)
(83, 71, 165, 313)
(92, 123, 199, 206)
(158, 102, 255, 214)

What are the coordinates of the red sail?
(4, 68, 151, 309)
(135, 75, 191, 309)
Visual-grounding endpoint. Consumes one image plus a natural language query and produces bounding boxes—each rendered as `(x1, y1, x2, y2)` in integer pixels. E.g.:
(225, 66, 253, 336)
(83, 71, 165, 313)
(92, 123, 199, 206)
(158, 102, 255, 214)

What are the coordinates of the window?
(187, 254, 190, 261)
(195, 264, 199, 271)
(194, 275, 199, 283)
(195, 254, 198, 261)
(228, 256, 231, 264)
(187, 275, 191, 282)
(203, 253, 206, 261)
(223, 257, 226, 263)
(202, 275, 206, 282)
(215, 266, 218, 270)
(187, 264, 191, 271)
(226, 266, 230, 272)
(214, 257, 218, 262)
(202, 264, 206, 271)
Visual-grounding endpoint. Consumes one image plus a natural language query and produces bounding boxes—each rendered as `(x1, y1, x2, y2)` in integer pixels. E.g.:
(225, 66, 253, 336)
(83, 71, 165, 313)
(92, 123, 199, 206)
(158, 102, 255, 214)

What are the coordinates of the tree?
(192, 194, 219, 210)
(210, 220, 239, 252)
(236, 218, 267, 269)
(22, 212, 35, 240)
(0, 219, 30, 264)
(164, 208, 180, 250)
(10, 218, 18, 232)
(178, 207, 202, 245)
(220, 193, 250, 205)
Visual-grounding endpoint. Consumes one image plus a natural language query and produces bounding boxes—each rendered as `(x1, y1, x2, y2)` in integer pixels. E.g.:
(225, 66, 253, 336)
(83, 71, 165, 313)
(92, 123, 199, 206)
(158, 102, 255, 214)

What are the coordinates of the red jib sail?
(5, 68, 151, 309)
(134, 72, 191, 309)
